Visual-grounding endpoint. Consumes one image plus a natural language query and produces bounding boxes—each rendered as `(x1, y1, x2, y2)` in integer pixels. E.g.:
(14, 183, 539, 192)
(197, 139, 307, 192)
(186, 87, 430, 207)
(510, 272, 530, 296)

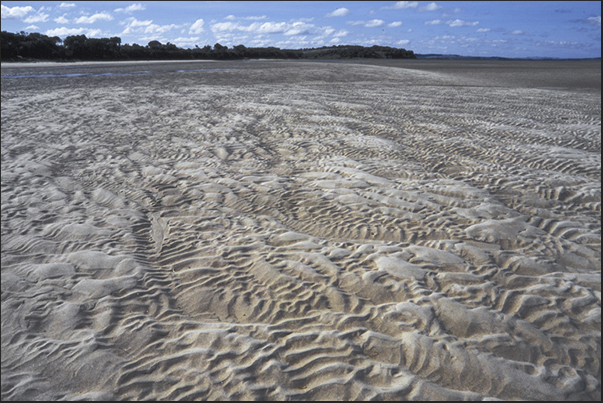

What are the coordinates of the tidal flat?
(1, 59, 600, 400)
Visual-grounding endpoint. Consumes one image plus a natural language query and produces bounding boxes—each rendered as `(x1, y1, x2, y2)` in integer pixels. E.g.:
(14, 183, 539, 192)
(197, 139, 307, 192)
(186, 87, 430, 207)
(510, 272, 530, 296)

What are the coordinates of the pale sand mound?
(1, 60, 600, 400)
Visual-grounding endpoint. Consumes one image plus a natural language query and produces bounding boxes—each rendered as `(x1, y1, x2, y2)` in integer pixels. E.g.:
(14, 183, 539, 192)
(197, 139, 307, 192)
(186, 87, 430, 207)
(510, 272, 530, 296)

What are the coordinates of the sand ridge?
(1, 60, 601, 400)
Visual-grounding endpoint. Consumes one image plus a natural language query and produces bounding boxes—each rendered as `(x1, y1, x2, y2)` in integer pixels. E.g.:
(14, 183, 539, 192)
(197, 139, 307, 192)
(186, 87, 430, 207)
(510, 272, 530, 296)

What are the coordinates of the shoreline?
(1, 58, 219, 69)
(3, 58, 599, 92)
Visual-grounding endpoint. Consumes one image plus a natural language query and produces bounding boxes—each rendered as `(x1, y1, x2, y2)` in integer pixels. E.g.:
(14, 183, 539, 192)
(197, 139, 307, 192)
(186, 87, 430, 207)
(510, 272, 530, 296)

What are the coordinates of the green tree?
(64, 34, 88, 59)
(148, 40, 162, 49)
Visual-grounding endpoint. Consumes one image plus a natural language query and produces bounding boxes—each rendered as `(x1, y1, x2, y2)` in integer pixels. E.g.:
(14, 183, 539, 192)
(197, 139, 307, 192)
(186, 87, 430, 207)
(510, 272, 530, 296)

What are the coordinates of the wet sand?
(1, 59, 601, 400)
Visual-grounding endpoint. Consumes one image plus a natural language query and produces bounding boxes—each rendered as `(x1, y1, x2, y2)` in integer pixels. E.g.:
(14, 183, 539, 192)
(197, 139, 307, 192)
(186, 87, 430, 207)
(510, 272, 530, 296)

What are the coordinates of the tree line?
(1, 31, 416, 62)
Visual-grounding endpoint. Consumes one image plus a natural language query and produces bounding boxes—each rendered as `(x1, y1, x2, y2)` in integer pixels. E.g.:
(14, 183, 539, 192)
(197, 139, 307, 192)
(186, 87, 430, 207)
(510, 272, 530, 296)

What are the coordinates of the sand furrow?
(2, 59, 600, 401)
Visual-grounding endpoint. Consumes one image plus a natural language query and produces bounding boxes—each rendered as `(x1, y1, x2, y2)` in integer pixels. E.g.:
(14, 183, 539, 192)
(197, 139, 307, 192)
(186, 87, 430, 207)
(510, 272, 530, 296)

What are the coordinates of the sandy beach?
(1, 59, 600, 400)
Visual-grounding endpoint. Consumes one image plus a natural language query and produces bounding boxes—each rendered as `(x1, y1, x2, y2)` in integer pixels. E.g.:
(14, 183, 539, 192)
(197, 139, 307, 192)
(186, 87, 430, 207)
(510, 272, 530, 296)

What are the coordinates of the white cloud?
(23, 11, 49, 24)
(248, 15, 268, 21)
(358, 38, 381, 46)
(2, 5, 58, 22)
(211, 20, 317, 36)
(216, 21, 255, 33)
(225, 15, 267, 21)
(25, 24, 39, 31)
(272, 36, 316, 48)
(425, 19, 442, 25)
(59, 3, 75, 8)
(144, 23, 180, 35)
(284, 21, 314, 36)
(347, 20, 386, 28)
(333, 30, 349, 37)
(257, 22, 288, 34)
(326, 7, 349, 17)
(121, 17, 153, 35)
(447, 19, 479, 27)
(228, 34, 251, 44)
(419, 2, 442, 12)
(172, 36, 200, 47)
(189, 18, 204, 34)
(114, 3, 146, 13)
(54, 15, 69, 24)
(510, 30, 524, 35)
(75, 12, 113, 24)
(388, 21, 403, 27)
(397, 39, 410, 46)
(45, 27, 85, 36)
(537, 40, 583, 49)
(126, 3, 147, 12)
(586, 16, 600, 26)
(1, 5, 35, 19)
(86, 28, 102, 37)
(212, 21, 240, 32)
(323, 27, 335, 36)
(365, 19, 385, 28)
(382, 1, 418, 10)
(476, 28, 490, 33)
(129, 18, 152, 27)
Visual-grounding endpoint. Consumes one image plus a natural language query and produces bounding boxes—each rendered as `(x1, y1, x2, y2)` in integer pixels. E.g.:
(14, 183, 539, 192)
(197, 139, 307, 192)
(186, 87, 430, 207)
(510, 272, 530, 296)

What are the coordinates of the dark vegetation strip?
(1, 31, 416, 63)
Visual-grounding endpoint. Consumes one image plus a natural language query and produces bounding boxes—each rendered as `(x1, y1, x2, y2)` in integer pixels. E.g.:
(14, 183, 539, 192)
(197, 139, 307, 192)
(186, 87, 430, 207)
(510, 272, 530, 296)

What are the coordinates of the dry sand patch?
(1, 60, 600, 400)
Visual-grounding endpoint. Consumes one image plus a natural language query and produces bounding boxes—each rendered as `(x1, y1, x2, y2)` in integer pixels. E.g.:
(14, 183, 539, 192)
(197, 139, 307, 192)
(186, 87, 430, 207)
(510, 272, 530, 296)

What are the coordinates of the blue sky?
(1, 1, 601, 58)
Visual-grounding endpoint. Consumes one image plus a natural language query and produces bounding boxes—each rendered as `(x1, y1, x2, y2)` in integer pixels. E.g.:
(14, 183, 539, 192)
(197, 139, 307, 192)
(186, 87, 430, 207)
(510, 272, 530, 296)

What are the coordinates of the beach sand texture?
(1, 60, 600, 400)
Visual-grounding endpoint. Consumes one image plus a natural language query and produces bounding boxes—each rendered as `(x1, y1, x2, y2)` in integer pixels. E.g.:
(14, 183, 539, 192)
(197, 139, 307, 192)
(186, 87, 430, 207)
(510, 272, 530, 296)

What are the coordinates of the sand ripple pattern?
(2, 61, 600, 400)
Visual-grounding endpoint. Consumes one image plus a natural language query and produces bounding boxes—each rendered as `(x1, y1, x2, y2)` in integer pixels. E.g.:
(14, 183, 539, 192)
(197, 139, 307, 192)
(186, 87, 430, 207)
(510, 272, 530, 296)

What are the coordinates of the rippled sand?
(1, 60, 600, 400)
